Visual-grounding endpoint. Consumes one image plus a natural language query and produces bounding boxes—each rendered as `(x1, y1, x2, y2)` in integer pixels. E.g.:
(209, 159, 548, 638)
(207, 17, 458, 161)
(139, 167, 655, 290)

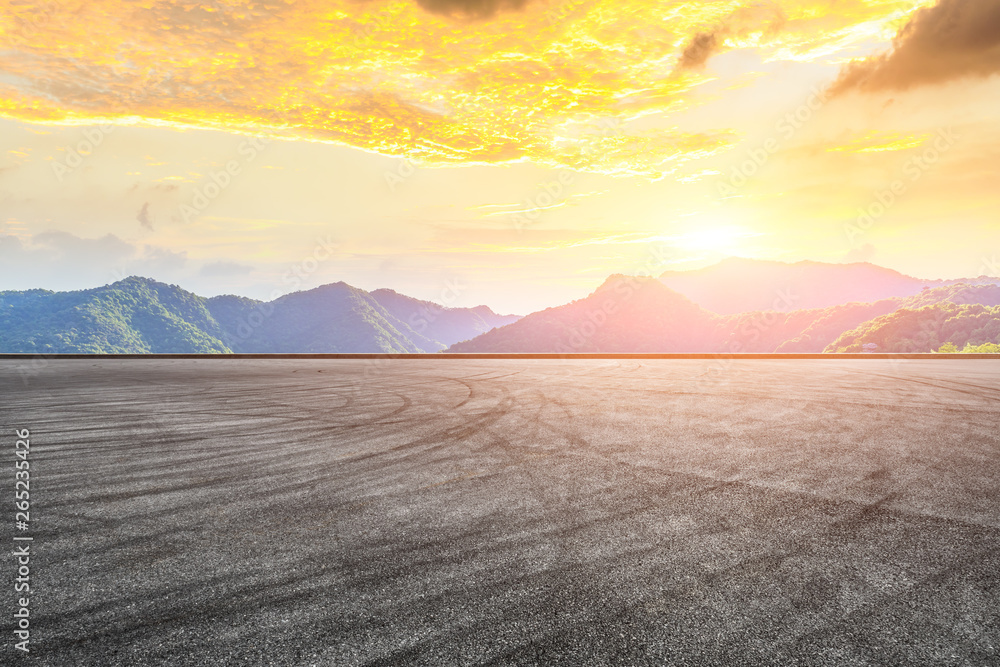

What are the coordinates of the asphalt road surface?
(2, 358, 999, 666)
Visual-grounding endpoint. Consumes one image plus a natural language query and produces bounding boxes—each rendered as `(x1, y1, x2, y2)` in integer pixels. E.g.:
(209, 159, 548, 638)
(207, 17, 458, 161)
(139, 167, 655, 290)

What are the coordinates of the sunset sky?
(1, 0, 998, 313)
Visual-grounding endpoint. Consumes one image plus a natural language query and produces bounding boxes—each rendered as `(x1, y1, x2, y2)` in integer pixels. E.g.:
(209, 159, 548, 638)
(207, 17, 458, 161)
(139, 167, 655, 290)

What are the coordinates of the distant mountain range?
(658, 257, 997, 315)
(3, 259, 1000, 354)
(826, 284, 1000, 353)
(447, 268, 1000, 354)
(0, 277, 519, 353)
(448, 275, 713, 353)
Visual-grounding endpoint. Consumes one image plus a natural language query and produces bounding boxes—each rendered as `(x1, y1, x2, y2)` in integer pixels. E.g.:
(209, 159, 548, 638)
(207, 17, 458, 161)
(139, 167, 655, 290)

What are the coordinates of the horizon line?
(3, 353, 999, 360)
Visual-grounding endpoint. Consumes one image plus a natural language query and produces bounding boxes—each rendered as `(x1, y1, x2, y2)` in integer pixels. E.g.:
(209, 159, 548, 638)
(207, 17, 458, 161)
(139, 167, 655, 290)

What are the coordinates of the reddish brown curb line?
(1, 353, 999, 360)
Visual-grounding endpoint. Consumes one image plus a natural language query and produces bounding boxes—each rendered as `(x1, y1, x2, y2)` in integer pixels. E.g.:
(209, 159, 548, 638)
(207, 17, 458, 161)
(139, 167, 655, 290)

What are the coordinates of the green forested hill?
(207, 282, 443, 353)
(3, 274, 999, 354)
(899, 283, 1000, 309)
(825, 303, 1000, 353)
(0, 277, 520, 353)
(771, 300, 901, 352)
(0, 277, 230, 353)
(710, 299, 902, 353)
(369, 288, 519, 347)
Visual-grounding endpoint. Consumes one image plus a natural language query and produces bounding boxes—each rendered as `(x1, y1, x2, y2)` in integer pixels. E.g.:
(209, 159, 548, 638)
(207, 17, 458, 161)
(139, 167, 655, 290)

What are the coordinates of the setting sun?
(673, 224, 761, 254)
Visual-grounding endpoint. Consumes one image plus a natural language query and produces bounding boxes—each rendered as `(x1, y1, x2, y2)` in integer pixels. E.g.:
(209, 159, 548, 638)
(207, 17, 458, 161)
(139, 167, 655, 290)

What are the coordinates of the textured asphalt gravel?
(1, 358, 999, 666)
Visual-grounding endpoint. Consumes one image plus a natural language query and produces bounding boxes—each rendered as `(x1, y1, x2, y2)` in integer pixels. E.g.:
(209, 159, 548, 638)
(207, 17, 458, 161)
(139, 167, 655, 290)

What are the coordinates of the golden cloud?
(0, 0, 914, 176)
(826, 130, 930, 153)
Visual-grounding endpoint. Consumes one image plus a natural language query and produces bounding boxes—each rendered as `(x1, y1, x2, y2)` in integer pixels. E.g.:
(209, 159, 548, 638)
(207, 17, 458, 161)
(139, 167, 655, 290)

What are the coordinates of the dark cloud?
(680, 32, 719, 70)
(676, 3, 786, 71)
(414, 0, 529, 18)
(137, 202, 153, 231)
(830, 0, 1000, 95)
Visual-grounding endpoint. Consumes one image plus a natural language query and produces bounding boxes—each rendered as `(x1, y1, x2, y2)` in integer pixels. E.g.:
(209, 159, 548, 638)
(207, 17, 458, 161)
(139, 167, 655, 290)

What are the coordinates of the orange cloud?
(412, 0, 531, 17)
(677, 2, 788, 70)
(0, 0, 915, 175)
(826, 131, 930, 153)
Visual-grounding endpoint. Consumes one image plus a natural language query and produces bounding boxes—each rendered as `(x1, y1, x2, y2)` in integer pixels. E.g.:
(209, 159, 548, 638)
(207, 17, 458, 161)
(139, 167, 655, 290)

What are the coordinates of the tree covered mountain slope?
(369, 288, 520, 347)
(207, 282, 442, 353)
(713, 299, 903, 353)
(770, 299, 902, 352)
(447, 284, 903, 354)
(0, 277, 230, 353)
(0, 278, 519, 353)
(898, 283, 1000, 309)
(447, 275, 716, 353)
(447, 280, 1000, 354)
(3, 271, 999, 355)
(819, 283, 1000, 353)
(825, 303, 1000, 353)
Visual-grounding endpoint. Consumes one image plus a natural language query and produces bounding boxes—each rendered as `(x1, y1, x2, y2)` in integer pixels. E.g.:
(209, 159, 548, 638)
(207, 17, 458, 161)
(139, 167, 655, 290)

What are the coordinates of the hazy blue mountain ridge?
(0, 278, 520, 353)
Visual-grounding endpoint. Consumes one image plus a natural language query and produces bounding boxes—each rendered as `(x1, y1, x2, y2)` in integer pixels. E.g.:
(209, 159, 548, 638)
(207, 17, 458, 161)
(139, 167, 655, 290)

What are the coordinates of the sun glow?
(674, 224, 760, 254)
